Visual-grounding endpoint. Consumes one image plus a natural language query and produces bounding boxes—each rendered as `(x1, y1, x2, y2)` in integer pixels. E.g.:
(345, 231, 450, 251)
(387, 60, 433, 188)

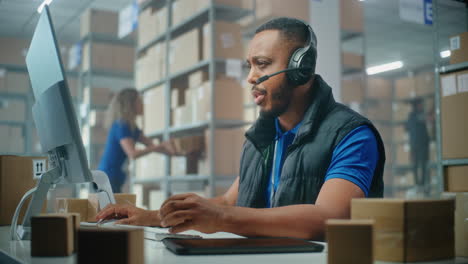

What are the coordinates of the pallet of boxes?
(439, 30, 468, 258)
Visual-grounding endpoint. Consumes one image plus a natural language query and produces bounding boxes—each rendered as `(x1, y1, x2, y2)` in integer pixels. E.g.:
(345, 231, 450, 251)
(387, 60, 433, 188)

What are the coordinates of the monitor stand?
(10, 169, 115, 240)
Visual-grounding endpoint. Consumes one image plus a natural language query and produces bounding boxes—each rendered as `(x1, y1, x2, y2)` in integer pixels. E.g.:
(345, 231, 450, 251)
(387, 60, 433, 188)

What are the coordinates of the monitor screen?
(26, 5, 91, 184)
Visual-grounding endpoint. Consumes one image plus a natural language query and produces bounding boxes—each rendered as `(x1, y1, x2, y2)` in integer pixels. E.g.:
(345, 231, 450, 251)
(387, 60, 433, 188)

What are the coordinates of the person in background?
(96, 18, 385, 239)
(98, 88, 174, 193)
(405, 98, 429, 193)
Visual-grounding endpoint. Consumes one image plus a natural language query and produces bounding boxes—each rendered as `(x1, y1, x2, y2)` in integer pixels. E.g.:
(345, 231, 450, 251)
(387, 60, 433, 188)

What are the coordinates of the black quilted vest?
(237, 75, 385, 208)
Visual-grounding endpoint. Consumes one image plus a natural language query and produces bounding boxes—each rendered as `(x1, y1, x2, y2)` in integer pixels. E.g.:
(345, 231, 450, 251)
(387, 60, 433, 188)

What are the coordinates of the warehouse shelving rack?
(79, 32, 135, 170)
(432, 0, 468, 194)
(131, 0, 253, 199)
(0, 64, 36, 156)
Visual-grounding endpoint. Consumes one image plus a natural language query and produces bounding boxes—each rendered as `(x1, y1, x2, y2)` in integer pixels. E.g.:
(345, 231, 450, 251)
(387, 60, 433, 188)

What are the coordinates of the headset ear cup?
(287, 48, 312, 86)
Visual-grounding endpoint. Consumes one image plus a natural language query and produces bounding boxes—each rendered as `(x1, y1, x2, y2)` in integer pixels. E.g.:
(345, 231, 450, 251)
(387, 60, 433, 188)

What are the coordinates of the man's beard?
(259, 80, 294, 119)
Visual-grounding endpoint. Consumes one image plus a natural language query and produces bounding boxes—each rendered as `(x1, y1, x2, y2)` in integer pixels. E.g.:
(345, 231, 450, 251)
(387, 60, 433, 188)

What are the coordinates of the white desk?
(1, 226, 467, 264)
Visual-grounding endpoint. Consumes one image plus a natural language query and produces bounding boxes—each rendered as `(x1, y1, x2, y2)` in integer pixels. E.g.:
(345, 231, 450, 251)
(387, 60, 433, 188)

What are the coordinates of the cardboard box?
(87, 193, 137, 222)
(0, 125, 25, 153)
(444, 166, 468, 192)
(0, 156, 48, 225)
(138, 6, 167, 48)
(0, 37, 29, 65)
(82, 42, 134, 73)
(83, 86, 113, 107)
(201, 128, 244, 176)
(192, 76, 244, 122)
(135, 153, 166, 179)
(135, 42, 166, 90)
(0, 98, 26, 122)
(326, 219, 374, 264)
(170, 154, 198, 176)
(253, 0, 309, 28)
(441, 70, 468, 159)
(342, 52, 364, 70)
(171, 86, 186, 109)
(169, 28, 201, 74)
(450, 32, 468, 65)
(367, 78, 392, 99)
(171, 105, 193, 127)
(365, 101, 392, 121)
(392, 124, 408, 143)
(77, 228, 144, 264)
(143, 85, 166, 134)
(203, 21, 243, 60)
(393, 102, 411, 122)
(454, 193, 468, 257)
(31, 214, 74, 256)
(188, 70, 209, 89)
(56, 198, 89, 222)
(341, 76, 364, 104)
(415, 71, 434, 96)
(80, 9, 119, 38)
(395, 77, 416, 99)
(340, 0, 363, 33)
(67, 77, 79, 99)
(351, 198, 454, 262)
(395, 143, 410, 165)
(0, 71, 30, 94)
(89, 110, 107, 128)
(374, 123, 390, 142)
(172, 135, 205, 155)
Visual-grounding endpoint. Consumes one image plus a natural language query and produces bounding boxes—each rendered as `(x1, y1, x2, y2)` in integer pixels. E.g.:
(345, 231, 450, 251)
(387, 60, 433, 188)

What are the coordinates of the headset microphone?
(255, 67, 312, 85)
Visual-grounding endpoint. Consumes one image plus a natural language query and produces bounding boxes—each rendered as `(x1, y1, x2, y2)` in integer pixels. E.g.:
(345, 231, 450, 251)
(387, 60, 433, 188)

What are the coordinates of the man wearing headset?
(97, 17, 385, 240)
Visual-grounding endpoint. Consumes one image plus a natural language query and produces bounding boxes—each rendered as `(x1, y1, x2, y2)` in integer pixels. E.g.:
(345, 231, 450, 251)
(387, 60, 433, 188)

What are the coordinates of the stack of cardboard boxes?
(440, 31, 468, 195)
(135, 0, 247, 200)
(80, 9, 134, 73)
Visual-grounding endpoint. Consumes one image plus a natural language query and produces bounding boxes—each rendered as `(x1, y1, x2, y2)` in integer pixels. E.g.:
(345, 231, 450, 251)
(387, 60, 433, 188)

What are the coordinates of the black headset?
(256, 22, 317, 86)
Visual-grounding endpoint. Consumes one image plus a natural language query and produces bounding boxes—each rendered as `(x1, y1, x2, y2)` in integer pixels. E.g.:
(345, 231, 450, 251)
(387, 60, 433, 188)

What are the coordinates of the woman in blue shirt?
(98, 88, 173, 193)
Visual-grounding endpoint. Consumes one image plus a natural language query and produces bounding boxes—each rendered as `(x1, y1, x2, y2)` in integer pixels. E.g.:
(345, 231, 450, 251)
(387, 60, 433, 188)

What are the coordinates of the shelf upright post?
(208, 0, 216, 198)
(163, 0, 172, 199)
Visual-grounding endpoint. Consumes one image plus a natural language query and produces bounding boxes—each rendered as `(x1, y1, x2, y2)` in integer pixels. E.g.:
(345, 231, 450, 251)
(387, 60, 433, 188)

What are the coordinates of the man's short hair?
(255, 17, 318, 78)
(255, 17, 316, 49)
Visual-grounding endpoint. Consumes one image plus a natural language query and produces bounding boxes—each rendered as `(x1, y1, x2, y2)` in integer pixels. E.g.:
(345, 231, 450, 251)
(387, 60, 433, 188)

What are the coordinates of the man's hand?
(159, 193, 226, 234)
(96, 204, 161, 226)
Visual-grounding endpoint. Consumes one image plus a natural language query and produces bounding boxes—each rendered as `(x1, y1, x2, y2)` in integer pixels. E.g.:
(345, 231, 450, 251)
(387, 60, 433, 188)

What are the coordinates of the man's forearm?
(220, 204, 334, 240)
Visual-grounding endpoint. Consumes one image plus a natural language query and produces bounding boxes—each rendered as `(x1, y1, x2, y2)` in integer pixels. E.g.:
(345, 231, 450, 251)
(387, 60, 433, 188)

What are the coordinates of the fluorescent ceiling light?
(440, 50, 451, 58)
(37, 0, 53, 14)
(366, 61, 403, 75)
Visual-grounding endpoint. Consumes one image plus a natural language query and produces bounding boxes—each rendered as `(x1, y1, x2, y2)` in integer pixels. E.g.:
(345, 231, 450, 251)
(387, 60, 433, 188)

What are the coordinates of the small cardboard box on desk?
(351, 198, 455, 263)
(78, 227, 144, 264)
(56, 193, 137, 222)
(31, 213, 80, 256)
(326, 219, 374, 264)
(0, 155, 48, 225)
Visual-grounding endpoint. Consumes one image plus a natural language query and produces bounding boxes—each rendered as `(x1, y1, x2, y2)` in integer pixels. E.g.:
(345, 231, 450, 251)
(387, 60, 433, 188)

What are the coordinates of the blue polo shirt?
(265, 120, 378, 207)
(98, 120, 141, 188)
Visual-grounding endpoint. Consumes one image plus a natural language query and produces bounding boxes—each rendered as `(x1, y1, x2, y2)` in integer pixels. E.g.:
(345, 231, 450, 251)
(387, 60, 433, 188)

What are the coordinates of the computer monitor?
(10, 5, 115, 240)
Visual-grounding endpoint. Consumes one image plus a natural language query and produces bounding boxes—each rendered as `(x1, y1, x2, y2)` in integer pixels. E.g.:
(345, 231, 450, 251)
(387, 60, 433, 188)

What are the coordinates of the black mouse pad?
(163, 237, 325, 255)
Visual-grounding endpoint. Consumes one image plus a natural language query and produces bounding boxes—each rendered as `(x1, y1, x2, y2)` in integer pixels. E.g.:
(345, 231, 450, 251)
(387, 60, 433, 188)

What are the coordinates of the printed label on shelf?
(32, 159, 47, 179)
(225, 59, 242, 81)
(457, 73, 468, 93)
(441, 75, 457, 97)
(68, 42, 82, 71)
(118, 1, 138, 39)
(450, 36, 460, 51)
(197, 86, 204, 100)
